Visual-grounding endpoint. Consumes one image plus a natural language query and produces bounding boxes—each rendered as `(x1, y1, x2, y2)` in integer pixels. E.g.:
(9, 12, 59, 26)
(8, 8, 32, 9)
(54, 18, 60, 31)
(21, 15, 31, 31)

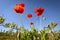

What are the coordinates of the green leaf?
(45, 22, 58, 31)
(0, 16, 4, 24)
(4, 23, 11, 28)
(11, 22, 17, 28)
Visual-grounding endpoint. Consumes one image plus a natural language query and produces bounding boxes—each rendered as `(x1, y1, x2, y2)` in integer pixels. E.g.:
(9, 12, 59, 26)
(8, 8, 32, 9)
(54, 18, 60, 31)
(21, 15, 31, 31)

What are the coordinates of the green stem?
(17, 14, 23, 40)
(17, 30, 20, 40)
(40, 16, 42, 28)
(19, 14, 24, 27)
(17, 14, 24, 40)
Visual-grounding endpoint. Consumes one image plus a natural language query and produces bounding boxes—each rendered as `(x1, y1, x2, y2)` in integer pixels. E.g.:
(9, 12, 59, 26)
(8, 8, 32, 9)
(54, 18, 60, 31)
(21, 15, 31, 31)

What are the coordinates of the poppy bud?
(30, 21, 34, 25)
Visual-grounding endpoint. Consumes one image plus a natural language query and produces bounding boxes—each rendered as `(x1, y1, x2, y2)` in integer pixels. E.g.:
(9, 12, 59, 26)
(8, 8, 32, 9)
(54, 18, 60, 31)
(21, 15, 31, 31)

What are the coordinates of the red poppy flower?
(36, 12, 42, 16)
(13, 3, 25, 14)
(35, 7, 44, 16)
(26, 13, 32, 18)
(30, 21, 34, 25)
(16, 3, 25, 8)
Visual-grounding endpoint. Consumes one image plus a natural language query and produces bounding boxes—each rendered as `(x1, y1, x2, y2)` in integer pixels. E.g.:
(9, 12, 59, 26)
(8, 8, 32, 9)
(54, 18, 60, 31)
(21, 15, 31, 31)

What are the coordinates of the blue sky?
(0, 0, 60, 31)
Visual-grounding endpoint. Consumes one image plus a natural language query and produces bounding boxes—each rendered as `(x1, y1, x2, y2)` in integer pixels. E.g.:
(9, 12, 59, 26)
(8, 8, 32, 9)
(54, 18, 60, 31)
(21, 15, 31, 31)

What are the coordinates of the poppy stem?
(19, 14, 24, 27)
(40, 16, 42, 28)
(30, 24, 34, 30)
(17, 14, 24, 40)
